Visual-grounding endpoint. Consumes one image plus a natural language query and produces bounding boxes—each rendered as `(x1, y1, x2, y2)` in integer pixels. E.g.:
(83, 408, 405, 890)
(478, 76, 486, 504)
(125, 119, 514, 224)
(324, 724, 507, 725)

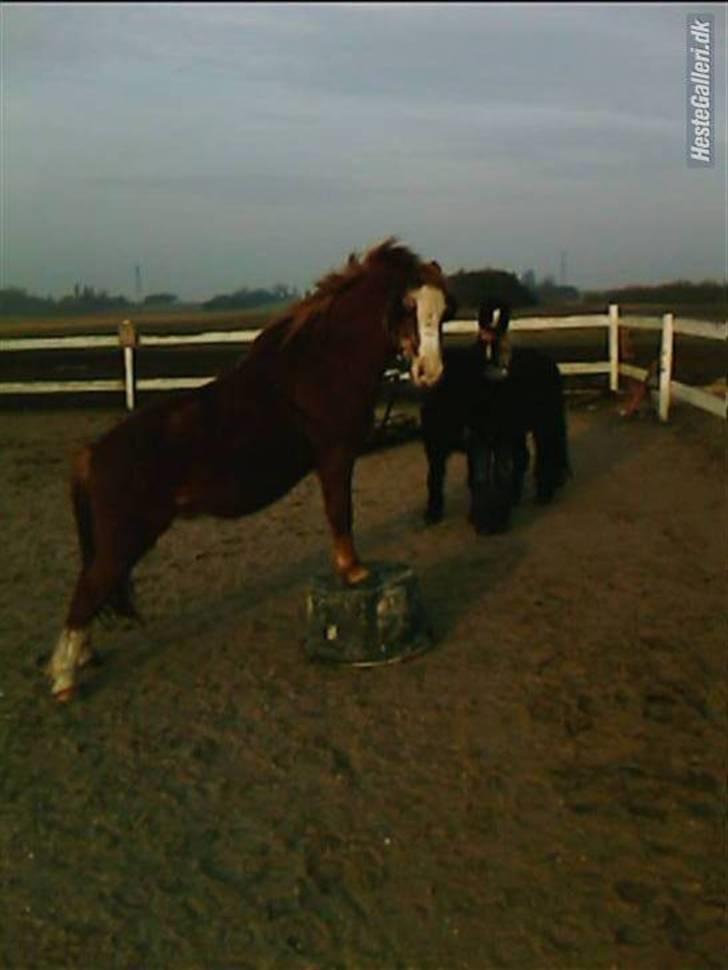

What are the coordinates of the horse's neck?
(306, 273, 395, 377)
(345, 283, 393, 367)
(277, 279, 395, 433)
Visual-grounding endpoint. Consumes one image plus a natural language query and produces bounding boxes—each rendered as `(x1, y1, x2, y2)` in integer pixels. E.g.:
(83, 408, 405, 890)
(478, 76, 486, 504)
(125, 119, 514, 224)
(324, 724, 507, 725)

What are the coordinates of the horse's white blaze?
(47, 627, 91, 698)
(408, 284, 445, 387)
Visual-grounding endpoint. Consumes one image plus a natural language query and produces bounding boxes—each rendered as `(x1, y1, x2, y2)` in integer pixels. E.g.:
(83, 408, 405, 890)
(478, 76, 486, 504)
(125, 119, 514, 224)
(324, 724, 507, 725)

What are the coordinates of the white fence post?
(118, 320, 137, 411)
(658, 312, 674, 422)
(608, 303, 620, 393)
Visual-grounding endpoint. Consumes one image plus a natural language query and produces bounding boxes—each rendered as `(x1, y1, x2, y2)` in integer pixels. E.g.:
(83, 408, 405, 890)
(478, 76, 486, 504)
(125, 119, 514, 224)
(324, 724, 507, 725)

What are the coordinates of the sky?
(2, 2, 726, 302)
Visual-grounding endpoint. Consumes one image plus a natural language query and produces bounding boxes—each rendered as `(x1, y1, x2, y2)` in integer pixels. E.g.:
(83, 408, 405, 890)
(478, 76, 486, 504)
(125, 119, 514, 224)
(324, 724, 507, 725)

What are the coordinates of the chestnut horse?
(47, 239, 451, 700)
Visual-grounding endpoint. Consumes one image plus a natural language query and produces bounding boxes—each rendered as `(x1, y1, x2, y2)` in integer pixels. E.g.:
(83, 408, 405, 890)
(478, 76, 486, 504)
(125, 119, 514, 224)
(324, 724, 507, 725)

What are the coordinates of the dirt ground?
(0, 394, 725, 969)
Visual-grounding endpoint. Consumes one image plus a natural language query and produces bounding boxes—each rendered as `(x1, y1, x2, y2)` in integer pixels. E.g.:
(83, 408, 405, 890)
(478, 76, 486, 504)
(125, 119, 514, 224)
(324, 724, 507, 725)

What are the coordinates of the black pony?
(420, 301, 570, 534)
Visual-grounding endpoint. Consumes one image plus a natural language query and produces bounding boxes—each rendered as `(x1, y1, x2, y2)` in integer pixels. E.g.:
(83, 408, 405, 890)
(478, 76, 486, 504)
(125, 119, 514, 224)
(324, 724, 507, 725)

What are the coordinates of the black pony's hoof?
(471, 511, 511, 535)
(474, 523, 507, 536)
(477, 521, 510, 536)
(424, 507, 443, 525)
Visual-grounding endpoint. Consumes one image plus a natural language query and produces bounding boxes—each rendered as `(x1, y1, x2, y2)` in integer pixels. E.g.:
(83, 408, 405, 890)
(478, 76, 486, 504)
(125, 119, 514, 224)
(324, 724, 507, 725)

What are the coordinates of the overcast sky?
(2, 2, 726, 301)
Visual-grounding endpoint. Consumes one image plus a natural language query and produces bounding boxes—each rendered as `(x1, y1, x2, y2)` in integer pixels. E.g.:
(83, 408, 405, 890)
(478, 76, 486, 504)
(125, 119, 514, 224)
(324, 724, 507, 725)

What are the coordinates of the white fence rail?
(0, 306, 725, 421)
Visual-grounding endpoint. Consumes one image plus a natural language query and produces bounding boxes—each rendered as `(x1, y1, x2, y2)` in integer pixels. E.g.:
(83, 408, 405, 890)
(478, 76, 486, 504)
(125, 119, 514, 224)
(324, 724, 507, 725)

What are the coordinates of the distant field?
(0, 304, 288, 339)
(1, 299, 724, 340)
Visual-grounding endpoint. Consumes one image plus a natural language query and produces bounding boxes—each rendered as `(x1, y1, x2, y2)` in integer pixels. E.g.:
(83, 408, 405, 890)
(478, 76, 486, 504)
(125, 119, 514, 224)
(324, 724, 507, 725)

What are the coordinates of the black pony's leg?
(554, 402, 572, 488)
(424, 443, 447, 524)
(420, 399, 450, 525)
(533, 422, 560, 504)
(512, 431, 529, 504)
(466, 435, 491, 532)
(468, 434, 513, 535)
(533, 367, 571, 503)
(488, 435, 515, 532)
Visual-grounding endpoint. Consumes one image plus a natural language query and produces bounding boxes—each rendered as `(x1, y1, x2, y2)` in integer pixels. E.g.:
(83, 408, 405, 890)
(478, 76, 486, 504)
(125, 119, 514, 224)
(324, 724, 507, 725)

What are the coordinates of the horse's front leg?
(316, 450, 369, 585)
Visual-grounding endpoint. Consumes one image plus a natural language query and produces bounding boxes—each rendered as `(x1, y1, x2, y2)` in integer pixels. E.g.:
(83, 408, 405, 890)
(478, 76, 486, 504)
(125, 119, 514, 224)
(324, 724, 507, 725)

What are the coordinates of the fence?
(0, 306, 725, 421)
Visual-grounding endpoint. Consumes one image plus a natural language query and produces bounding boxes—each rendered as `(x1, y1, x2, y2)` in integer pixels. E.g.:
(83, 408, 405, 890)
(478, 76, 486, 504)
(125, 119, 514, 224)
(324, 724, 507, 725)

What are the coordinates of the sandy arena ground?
(0, 395, 725, 969)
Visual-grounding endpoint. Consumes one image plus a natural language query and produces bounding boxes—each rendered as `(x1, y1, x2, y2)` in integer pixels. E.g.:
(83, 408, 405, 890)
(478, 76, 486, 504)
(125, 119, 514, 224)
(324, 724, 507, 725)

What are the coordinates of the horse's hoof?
(424, 509, 443, 525)
(344, 564, 370, 585)
(474, 515, 510, 535)
(52, 686, 76, 703)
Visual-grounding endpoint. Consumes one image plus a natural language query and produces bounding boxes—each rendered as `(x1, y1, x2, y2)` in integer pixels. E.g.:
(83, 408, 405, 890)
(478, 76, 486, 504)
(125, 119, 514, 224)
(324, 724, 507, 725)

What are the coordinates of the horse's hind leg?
(101, 574, 140, 624)
(47, 551, 137, 700)
(46, 628, 93, 702)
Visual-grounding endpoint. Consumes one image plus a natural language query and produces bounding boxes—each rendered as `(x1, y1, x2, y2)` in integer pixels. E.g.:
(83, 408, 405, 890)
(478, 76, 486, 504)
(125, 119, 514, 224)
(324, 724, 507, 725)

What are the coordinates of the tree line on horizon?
(0, 274, 724, 319)
(0, 282, 300, 317)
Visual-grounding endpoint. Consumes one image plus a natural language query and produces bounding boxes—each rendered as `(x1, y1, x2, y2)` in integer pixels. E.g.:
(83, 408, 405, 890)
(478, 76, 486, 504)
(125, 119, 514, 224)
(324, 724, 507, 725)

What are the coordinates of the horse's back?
(508, 346, 570, 473)
(509, 346, 562, 385)
(81, 358, 314, 521)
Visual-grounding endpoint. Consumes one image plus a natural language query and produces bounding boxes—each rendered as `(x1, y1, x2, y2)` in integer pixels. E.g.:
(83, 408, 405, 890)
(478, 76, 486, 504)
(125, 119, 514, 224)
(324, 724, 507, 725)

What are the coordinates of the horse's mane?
(262, 237, 426, 348)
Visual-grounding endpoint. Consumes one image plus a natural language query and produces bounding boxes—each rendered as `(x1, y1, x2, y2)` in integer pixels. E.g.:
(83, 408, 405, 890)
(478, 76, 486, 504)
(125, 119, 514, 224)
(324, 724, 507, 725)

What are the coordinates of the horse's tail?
(70, 446, 96, 569)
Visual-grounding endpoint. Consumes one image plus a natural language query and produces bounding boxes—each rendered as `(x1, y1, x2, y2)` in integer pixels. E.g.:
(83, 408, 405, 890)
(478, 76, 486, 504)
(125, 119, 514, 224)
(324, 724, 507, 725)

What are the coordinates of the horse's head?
(398, 260, 455, 388)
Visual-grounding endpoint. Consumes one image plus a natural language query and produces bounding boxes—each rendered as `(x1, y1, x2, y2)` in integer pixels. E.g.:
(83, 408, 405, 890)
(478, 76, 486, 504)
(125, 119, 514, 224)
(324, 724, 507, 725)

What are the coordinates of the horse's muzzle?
(411, 355, 444, 388)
